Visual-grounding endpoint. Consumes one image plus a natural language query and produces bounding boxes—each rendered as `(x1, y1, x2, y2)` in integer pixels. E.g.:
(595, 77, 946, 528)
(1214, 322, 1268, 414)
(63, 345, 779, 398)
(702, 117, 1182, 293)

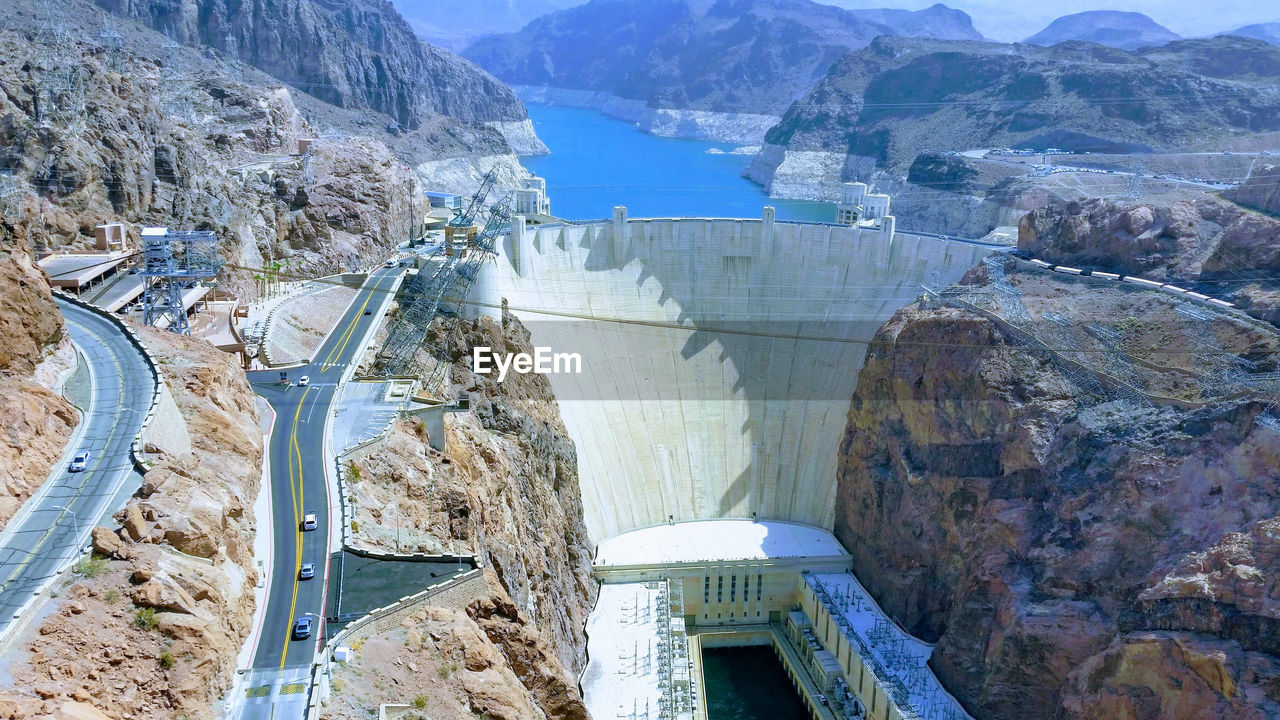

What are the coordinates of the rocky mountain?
(1228, 22, 1280, 47)
(0, 0, 539, 299)
(836, 261, 1280, 719)
(747, 35, 1280, 224)
(1025, 10, 1181, 51)
(463, 0, 983, 142)
(827, 2, 983, 41)
(92, 0, 535, 142)
(391, 0, 586, 52)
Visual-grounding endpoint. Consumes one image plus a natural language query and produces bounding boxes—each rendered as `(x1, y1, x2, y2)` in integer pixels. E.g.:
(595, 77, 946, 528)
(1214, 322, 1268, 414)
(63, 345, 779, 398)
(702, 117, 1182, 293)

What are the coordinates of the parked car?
(68, 451, 91, 473)
(297, 376, 309, 387)
(299, 562, 315, 580)
(301, 513, 318, 531)
(292, 616, 313, 640)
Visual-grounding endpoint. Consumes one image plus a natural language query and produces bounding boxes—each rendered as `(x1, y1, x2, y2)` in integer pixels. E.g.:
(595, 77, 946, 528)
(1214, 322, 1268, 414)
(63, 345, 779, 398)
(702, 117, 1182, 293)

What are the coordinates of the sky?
(829, 0, 1279, 41)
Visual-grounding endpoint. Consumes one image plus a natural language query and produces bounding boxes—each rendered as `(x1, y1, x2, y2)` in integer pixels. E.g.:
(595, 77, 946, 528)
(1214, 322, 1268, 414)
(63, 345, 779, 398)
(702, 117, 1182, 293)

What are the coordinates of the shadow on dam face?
(493, 215, 994, 543)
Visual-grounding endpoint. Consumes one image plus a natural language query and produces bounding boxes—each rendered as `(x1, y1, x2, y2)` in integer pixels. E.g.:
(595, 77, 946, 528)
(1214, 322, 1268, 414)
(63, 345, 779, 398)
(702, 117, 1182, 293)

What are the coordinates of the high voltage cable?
(214, 262, 1280, 362)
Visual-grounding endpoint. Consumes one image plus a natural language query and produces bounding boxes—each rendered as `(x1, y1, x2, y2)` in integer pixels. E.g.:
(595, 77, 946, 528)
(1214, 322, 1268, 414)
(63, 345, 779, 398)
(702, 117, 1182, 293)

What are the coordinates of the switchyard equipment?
(140, 228, 221, 334)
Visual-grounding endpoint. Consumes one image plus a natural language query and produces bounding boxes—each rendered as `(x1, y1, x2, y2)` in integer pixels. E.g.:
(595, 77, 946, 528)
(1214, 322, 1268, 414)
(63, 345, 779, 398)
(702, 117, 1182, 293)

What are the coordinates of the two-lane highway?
(236, 266, 401, 718)
(0, 297, 154, 638)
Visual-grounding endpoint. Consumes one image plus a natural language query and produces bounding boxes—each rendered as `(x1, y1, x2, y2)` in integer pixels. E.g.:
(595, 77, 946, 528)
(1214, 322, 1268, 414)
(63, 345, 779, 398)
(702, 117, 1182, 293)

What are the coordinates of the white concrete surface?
(595, 520, 847, 567)
(583, 582, 693, 720)
(495, 212, 995, 542)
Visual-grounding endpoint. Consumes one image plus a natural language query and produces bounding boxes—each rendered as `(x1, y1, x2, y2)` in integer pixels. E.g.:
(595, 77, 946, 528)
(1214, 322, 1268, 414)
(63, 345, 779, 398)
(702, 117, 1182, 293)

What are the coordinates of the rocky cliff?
(1224, 161, 1280, 215)
(0, 325, 262, 720)
(465, 0, 982, 142)
(1018, 195, 1280, 325)
(0, 1, 446, 297)
(835, 262, 1280, 719)
(94, 0, 532, 133)
(341, 311, 594, 716)
(0, 222, 78, 531)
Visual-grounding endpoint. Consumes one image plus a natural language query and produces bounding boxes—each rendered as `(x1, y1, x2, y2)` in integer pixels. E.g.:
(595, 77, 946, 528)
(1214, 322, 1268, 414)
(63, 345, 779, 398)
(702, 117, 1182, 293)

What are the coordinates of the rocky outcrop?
(94, 0, 531, 131)
(1018, 195, 1280, 324)
(0, 326, 262, 720)
(834, 265, 1280, 719)
(1224, 162, 1280, 215)
(349, 312, 594, 684)
(0, 221, 78, 529)
(323, 572, 587, 720)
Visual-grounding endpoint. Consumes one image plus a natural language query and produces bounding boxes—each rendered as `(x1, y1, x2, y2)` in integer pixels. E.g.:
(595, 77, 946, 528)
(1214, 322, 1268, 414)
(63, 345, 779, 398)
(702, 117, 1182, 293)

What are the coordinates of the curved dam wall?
(488, 209, 995, 542)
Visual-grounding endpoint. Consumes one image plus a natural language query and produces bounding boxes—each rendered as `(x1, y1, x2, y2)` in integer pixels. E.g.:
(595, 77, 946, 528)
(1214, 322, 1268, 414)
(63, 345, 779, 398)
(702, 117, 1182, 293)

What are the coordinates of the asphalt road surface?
(236, 267, 400, 718)
(0, 298, 153, 638)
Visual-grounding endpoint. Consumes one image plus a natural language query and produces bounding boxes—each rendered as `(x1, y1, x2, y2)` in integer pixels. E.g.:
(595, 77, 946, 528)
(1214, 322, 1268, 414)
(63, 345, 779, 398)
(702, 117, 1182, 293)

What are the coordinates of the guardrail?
(304, 568, 488, 719)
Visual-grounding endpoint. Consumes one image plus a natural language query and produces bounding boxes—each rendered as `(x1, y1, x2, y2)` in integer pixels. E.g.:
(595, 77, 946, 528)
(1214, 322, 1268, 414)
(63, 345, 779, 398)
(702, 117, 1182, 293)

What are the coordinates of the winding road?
(0, 297, 154, 639)
(236, 267, 402, 719)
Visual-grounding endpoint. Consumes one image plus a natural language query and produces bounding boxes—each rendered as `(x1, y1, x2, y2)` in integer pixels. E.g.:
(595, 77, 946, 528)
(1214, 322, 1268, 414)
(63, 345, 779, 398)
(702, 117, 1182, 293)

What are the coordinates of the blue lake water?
(521, 104, 836, 222)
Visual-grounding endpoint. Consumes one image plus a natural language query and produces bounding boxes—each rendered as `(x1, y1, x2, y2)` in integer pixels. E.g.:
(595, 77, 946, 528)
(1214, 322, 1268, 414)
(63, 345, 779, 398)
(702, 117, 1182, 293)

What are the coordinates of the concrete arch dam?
(487, 209, 995, 543)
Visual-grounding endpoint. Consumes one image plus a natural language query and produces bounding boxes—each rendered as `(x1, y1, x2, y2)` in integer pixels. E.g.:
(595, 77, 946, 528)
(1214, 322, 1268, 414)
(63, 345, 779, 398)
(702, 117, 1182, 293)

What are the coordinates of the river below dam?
(521, 104, 836, 222)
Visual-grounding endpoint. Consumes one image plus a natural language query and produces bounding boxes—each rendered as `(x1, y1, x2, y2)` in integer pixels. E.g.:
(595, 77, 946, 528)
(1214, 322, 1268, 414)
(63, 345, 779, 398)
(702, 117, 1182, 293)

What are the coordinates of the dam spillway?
(490, 207, 996, 542)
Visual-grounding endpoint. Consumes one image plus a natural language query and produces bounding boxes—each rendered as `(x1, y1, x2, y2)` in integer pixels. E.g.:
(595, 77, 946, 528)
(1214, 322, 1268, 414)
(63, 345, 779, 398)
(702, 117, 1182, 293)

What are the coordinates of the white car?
(384, 258, 396, 267)
(297, 376, 309, 387)
(68, 451, 91, 472)
(301, 513, 318, 531)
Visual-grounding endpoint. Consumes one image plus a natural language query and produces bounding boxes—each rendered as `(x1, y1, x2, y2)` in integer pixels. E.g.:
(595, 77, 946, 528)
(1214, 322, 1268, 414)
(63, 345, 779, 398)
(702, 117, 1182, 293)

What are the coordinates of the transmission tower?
(379, 168, 511, 380)
(140, 228, 221, 334)
(98, 16, 125, 74)
(0, 174, 22, 220)
(32, 0, 86, 138)
(161, 39, 191, 125)
(1126, 161, 1145, 200)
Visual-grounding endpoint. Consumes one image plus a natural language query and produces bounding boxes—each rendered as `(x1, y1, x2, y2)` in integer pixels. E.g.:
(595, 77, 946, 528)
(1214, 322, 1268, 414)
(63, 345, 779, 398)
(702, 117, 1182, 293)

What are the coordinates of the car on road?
(292, 616, 313, 640)
(68, 451, 91, 472)
(384, 258, 397, 267)
(297, 376, 309, 387)
(299, 562, 315, 580)
(301, 513, 318, 531)
(816, 694, 828, 706)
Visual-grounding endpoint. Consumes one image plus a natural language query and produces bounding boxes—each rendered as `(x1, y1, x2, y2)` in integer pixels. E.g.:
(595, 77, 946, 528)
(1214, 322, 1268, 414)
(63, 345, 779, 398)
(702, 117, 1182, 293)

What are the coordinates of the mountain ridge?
(1025, 10, 1181, 51)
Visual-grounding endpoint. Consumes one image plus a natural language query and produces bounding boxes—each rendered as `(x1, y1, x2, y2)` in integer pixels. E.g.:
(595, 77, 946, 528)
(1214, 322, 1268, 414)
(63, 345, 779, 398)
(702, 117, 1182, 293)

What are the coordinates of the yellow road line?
(278, 386, 311, 669)
(321, 279, 379, 367)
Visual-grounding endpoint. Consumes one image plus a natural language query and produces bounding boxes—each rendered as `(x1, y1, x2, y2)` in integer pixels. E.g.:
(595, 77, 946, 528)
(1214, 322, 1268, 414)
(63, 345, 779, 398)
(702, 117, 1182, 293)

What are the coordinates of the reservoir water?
(702, 646, 810, 720)
(521, 104, 836, 222)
